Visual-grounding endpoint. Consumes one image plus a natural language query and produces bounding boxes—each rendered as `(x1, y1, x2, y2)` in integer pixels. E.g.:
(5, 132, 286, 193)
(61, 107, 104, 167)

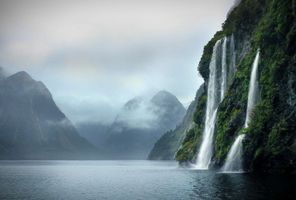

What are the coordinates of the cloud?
(116, 98, 158, 129)
(0, 0, 236, 124)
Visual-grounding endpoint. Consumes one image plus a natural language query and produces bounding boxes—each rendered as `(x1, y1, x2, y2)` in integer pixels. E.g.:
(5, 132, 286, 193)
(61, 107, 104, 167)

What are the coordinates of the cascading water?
(229, 34, 236, 85)
(222, 49, 260, 172)
(221, 37, 228, 100)
(195, 35, 236, 170)
(195, 39, 222, 169)
(221, 134, 245, 172)
(244, 50, 260, 128)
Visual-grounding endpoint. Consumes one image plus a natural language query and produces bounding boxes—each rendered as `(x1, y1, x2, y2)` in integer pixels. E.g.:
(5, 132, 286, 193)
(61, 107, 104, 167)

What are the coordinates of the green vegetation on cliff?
(175, 91, 207, 162)
(176, 0, 296, 174)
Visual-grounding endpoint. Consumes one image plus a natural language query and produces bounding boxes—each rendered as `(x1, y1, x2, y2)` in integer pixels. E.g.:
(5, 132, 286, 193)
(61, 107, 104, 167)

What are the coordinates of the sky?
(0, 0, 236, 124)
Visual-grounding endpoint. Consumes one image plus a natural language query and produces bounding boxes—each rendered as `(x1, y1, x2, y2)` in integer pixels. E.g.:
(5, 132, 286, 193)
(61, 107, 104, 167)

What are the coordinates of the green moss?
(175, 89, 208, 162)
(267, 120, 287, 155)
(177, 0, 296, 173)
(175, 126, 202, 162)
(198, 31, 225, 81)
(193, 94, 207, 125)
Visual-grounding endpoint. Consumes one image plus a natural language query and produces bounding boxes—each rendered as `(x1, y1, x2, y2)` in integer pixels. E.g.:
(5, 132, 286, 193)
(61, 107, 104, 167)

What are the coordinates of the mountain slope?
(0, 71, 97, 159)
(176, 0, 296, 174)
(148, 84, 204, 160)
(77, 122, 109, 148)
(102, 91, 186, 159)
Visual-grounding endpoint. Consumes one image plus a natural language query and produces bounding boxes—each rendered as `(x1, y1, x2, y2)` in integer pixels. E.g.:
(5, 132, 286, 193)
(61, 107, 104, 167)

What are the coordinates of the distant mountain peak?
(0, 70, 96, 159)
(6, 71, 35, 87)
(4, 71, 51, 97)
(154, 90, 176, 98)
(9, 71, 33, 81)
(123, 96, 144, 111)
(151, 90, 185, 109)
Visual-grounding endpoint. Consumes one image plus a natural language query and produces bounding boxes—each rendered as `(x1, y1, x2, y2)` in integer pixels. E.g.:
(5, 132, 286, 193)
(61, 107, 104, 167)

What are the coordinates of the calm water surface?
(0, 160, 295, 200)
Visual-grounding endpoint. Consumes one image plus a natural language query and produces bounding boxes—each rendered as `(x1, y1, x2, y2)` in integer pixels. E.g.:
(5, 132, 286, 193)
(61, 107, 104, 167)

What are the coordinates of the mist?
(0, 0, 236, 124)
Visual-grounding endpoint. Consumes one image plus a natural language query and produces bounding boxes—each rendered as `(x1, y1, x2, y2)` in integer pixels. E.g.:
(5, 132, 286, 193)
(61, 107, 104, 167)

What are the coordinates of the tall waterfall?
(221, 37, 228, 100)
(229, 34, 236, 85)
(221, 134, 245, 172)
(222, 49, 260, 172)
(244, 50, 260, 127)
(195, 35, 236, 169)
(195, 39, 222, 169)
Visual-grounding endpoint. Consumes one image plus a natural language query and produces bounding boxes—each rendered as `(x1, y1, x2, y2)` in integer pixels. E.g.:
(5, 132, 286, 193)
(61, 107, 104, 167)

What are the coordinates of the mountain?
(102, 91, 186, 159)
(76, 122, 109, 148)
(148, 84, 205, 160)
(176, 0, 296, 174)
(0, 70, 97, 159)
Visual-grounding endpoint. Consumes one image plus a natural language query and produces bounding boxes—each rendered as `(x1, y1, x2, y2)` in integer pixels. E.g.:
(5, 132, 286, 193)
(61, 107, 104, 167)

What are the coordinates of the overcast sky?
(0, 0, 236, 124)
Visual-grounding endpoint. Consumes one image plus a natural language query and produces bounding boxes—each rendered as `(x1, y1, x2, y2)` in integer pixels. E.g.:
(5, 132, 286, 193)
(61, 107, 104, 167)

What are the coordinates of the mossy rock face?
(175, 126, 202, 162)
(175, 90, 207, 163)
(177, 0, 296, 174)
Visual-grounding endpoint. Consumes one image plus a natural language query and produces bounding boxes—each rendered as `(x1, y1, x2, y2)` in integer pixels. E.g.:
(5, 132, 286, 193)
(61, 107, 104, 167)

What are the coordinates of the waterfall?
(221, 134, 245, 172)
(195, 35, 237, 170)
(221, 49, 260, 172)
(195, 39, 222, 169)
(228, 34, 236, 85)
(221, 37, 228, 100)
(244, 50, 260, 127)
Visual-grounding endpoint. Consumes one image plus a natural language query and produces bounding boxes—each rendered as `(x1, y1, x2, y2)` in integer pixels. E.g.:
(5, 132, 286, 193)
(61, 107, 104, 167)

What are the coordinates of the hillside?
(176, 0, 296, 174)
(0, 70, 97, 159)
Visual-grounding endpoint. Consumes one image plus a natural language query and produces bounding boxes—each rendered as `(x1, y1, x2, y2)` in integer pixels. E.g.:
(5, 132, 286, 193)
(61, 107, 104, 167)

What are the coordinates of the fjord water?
(0, 160, 295, 200)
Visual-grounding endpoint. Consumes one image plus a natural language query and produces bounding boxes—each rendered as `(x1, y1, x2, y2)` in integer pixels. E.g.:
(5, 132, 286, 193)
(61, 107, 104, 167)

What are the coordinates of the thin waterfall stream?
(195, 39, 222, 169)
(222, 49, 260, 172)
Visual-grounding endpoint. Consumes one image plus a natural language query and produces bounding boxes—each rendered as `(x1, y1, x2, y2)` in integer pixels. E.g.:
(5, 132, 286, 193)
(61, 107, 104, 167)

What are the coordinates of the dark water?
(0, 161, 295, 200)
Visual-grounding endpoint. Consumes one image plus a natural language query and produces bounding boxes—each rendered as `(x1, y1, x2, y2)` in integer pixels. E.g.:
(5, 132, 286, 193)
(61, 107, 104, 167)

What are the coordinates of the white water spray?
(195, 40, 222, 169)
(229, 34, 236, 84)
(222, 134, 245, 172)
(244, 50, 260, 127)
(222, 49, 260, 172)
(221, 37, 228, 100)
(195, 36, 238, 169)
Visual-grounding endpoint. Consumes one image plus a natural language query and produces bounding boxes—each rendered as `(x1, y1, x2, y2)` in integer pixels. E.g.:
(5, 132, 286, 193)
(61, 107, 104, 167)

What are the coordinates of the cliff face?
(177, 0, 296, 174)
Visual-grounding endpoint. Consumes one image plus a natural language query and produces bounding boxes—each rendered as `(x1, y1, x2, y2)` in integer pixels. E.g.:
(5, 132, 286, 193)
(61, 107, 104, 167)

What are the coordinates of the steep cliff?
(176, 0, 296, 174)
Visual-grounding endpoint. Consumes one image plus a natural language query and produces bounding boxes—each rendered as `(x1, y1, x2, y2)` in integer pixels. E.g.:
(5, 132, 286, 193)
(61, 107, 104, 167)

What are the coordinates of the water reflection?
(0, 161, 295, 200)
(191, 171, 296, 200)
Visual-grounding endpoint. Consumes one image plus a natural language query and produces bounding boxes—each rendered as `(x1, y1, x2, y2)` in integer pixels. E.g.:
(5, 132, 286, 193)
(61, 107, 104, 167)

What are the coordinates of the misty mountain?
(76, 122, 109, 148)
(101, 90, 186, 159)
(148, 84, 205, 160)
(0, 70, 97, 159)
